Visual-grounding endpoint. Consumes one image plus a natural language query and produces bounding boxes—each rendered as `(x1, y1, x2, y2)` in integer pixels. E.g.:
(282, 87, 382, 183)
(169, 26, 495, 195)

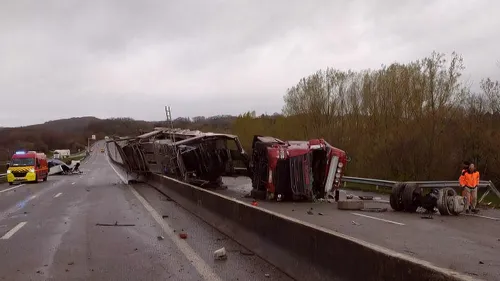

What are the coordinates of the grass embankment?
(343, 182, 500, 208)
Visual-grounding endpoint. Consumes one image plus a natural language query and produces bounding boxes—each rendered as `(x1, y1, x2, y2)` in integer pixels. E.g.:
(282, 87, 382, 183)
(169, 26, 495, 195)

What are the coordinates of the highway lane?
(0, 143, 291, 281)
(217, 176, 500, 281)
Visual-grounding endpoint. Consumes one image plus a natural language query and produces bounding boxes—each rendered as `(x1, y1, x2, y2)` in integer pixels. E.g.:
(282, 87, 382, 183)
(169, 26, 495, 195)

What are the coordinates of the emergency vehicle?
(6, 151, 49, 185)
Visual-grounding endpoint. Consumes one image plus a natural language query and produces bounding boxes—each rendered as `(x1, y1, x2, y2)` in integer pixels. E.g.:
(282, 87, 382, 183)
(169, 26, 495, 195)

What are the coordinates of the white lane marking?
(0, 184, 26, 194)
(106, 155, 128, 184)
(464, 214, 499, 221)
(129, 186, 223, 281)
(54, 193, 62, 198)
(351, 213, 405, 226)
(1, 222, 27, 239)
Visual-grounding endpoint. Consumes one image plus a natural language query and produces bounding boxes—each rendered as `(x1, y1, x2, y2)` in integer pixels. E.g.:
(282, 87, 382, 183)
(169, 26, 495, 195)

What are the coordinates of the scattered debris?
(36, 270, 42, 274)
(251, 200, 258, 206)
(162, 215, 169, 219)
(361, 207, 388, 213)
(134, 248, 138, 251)
(359, 196, 374, 200)
(346, 194, 354, 199)
(65, 269, 69, 272)
(44, 265, 48, 267)
(351, 221, 360, 226)
(265, 273, 270, 278)
(68, 262, 74, 266)
(179, 233, 188, 239)
(239, 250, 255, 256)
(96, 221, 135, 227)
(213, 247, 227, 260)
(479, 261, 484, 265)
(157, 236, 165, 240)
(421, 216, 434, 220)
(307, 210, 314, 215)
(23, 211, 28, 214)
(318, 212, 324, 216)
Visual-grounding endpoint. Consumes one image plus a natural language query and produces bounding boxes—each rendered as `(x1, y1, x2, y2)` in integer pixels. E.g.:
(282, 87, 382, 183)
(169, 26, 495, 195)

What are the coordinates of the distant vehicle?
(6, 151, 48, 185)
(53, 149, 71, 159)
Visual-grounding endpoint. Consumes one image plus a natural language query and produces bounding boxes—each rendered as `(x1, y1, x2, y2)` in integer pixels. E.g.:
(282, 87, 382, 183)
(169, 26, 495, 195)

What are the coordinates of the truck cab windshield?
(10, 158, 35, 167)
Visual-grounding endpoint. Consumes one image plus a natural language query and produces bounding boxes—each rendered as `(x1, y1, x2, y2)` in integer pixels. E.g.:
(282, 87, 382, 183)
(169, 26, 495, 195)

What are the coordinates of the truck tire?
(403, 183, 421, 213)
(437, 187, 457, 216)
(390, 183, 406, 211)
(43, 174, 48, 182)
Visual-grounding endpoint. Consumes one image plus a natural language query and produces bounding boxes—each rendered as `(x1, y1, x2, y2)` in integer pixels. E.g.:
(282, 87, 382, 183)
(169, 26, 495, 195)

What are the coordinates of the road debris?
(318, 212, 324, 215)
(361, 207, 388, 213)
(307, 210, 314, 215)
(265, 273, 270, 278)
(179, 233, 188, 239)
(214, 247, 227, 260)
(351, 221, 360, 226)
(96, 221, 135, 227)
(68, 262, 74, 266)
(239, 250, 254, 256)
(157, 236, 164, 240)
(479, 261, 484, 264)
(162, 215, 169, 218)
(359, 196, 374, 200)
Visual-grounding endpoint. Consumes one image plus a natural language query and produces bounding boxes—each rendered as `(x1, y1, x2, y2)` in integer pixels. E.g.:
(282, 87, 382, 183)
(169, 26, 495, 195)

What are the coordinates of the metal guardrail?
(342, 176, 500, 204)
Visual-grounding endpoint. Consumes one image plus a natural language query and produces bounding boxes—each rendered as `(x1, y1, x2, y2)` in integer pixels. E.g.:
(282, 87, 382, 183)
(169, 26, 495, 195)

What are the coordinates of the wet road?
(218, 177, 500, 281)
(0, 143, 291, 281)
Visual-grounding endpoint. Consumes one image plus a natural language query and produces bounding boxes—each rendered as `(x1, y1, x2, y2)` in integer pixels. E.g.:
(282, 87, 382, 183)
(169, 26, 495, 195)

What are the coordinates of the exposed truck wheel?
(437, 187, 457, 216)
(390, 182, 406, 211)
(43, 175, 48, 182)
(403, 183, 421, 213)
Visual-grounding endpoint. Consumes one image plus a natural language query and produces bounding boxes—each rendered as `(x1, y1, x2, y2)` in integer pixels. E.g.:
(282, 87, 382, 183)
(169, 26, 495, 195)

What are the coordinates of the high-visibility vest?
(463, 171, 480, 188)
(459, 169, 467, 186)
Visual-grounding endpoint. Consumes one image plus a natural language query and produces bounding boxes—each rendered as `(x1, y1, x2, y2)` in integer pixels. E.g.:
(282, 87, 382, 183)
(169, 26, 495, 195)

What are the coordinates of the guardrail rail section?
(343, 176, 500, 213)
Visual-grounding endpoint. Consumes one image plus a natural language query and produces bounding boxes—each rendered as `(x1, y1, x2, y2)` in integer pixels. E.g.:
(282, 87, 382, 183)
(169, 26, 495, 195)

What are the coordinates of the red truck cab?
(249, 136, 347, 201)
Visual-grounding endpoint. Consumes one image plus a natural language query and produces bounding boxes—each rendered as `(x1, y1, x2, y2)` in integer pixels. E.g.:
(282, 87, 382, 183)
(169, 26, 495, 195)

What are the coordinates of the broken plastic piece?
(214, 247, 227, 260)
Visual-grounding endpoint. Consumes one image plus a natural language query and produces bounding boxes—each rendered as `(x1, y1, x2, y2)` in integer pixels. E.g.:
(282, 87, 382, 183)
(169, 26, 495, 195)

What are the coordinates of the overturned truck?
(249, 136, 348, 201)
(109, 128, 348, 201)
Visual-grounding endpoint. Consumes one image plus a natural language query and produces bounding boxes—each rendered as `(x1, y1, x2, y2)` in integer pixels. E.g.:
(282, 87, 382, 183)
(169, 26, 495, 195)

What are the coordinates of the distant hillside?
(0, 114, 242, 160)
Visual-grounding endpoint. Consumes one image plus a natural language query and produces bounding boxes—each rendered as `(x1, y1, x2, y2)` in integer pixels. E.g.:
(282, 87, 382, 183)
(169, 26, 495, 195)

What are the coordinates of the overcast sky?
(1, 0, 499, 127)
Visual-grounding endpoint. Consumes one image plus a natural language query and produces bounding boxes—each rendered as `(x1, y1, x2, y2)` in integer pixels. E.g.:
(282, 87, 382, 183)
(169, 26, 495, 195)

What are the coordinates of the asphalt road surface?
(0, 143, 292, 281)
(217, 177, 500, 281)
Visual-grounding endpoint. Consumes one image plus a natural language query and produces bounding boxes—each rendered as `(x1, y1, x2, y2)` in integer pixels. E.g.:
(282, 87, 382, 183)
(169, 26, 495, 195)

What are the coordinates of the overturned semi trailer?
(109, 128, 251, 187)
(109, 128, 348, 202)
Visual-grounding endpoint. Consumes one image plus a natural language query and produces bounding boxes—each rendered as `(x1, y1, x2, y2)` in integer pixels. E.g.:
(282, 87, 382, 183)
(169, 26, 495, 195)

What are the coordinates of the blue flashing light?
(15, 151, 26, 155)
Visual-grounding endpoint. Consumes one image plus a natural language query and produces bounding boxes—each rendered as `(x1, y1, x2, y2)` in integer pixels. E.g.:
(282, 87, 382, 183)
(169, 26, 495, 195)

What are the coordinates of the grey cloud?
(1, 0, 499, 127)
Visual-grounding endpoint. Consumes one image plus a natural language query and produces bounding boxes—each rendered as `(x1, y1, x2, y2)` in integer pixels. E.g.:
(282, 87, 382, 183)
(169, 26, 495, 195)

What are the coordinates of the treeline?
(231, 52, 500, 183)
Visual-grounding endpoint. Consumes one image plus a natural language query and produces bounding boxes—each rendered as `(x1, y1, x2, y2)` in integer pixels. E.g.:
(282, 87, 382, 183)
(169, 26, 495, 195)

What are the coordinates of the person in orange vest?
(462, 163, 480, 213)
(459, 161, 470, 192)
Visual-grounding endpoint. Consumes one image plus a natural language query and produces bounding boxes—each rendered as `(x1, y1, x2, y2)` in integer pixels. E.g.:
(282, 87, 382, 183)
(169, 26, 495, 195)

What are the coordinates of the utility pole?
(165, 106, 177, 153)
